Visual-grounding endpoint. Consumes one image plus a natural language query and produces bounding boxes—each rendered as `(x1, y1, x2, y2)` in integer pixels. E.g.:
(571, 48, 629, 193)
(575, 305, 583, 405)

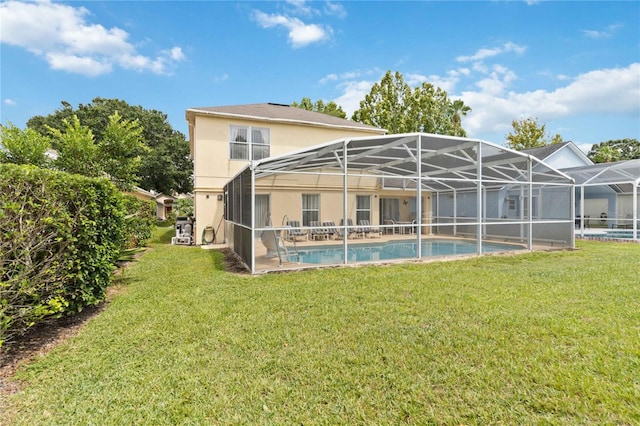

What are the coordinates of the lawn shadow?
(152, 226, 175, 245)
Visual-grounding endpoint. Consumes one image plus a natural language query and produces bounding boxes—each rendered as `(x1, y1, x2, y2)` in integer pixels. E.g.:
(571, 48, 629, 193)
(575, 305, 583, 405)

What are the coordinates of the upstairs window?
(229, 125, 270, 160)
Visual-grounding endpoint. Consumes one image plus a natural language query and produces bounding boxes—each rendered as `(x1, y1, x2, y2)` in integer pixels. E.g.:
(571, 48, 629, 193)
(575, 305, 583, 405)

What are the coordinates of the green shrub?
(121, 195, 156, 249)
(0, 164, 126, 347)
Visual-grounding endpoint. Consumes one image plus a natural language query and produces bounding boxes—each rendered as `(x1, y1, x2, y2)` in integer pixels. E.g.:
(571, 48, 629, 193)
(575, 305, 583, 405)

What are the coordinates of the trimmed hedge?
(0, 164, 127, 347)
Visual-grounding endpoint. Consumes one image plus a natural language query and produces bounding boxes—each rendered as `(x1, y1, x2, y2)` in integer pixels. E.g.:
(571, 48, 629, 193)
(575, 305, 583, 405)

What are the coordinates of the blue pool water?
(295, 239, 524, 265)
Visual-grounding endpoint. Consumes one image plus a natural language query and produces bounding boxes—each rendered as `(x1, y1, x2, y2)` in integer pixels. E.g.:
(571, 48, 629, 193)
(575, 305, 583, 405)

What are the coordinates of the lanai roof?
(245, 133, 573, 192)
(561, 159, 640, 190)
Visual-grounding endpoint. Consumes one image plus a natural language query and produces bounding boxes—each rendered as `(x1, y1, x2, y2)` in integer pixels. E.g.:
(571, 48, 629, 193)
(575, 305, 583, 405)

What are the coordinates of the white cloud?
(4, 99, 17, 106)
(167, 47, 185, 61)
(456, 42, 526, 63)
(460, 63, 640, 138)
(46, 52, 112, 76)
(581, 24, 623, 39)
(333, 80, 376, 116)
(213, 73, 229, 83)
(0, 0, 185, 76)
(324, 1, 347, 18)
(319, 73, 338, 84)
(286, 0, 315, 17)
(252, 10, 331, 48)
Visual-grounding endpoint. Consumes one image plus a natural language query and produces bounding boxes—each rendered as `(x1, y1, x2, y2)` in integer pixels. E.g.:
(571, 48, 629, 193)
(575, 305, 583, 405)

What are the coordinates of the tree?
(292, 97, 347, 119)
(174, 197, 194, 218)
(588, 138, 640, 163)
(98, 111, 148, 190)
(48, 115, 99, 176)
(351, 70, 470, 135)
(505, 117, 563, 151)
(0, 122, 51, 167)
(27, 98, 193, 194)
(450, 99, 471, 137)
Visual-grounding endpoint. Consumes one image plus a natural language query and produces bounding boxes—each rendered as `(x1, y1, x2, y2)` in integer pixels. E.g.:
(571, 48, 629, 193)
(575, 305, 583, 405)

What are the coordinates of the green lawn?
(3, 228, 639, 424)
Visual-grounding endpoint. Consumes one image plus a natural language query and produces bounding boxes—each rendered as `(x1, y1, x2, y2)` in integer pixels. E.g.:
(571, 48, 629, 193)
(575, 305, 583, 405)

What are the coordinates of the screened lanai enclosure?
(224, 133, 575, 273)
(570, 159, 639, 242)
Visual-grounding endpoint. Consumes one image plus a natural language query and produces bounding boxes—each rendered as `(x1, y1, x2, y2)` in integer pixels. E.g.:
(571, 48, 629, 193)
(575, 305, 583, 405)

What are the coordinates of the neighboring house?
(154, 193, 177, 220)
(127, 187, 177, 220)
(186, 103, 386, 242)
(522, 141, 593, 170)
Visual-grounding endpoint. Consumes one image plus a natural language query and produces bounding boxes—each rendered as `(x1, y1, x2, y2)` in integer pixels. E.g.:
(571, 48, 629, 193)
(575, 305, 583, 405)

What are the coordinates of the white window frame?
(356, 195, 371, 224)
(229, 125, 270, 161)
(302, 194, 320, 226)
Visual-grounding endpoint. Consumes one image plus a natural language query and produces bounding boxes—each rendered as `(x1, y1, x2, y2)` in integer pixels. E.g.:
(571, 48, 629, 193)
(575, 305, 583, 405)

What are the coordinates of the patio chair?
(310, 221, 330, 240)
(286, 220, 308, 241)
(341, 218, 364, 238)
(383, 219, 400, 235)
(323, 221, 344, 239)
(359, 219, 382, 238)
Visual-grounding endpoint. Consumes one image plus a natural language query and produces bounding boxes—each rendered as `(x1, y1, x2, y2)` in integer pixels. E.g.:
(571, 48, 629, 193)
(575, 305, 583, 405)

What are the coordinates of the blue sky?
(1, 0, 639, 153)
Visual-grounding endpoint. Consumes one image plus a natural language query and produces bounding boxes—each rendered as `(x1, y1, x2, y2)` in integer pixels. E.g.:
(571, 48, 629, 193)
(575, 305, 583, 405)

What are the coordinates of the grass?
(2, 227, 639, 424)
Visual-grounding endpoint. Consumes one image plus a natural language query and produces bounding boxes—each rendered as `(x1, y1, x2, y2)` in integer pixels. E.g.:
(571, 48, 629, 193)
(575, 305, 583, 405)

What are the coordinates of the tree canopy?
(587, 138, 640, 163)
(27, 98, 193, 194)
(505, 117, 563, 151)
(3, 113, 146, 190)
(47, 115, 99, 177)
(292, 97, 347, 119)
(0, 122, 51, 167)
(351, 70, 471, 136)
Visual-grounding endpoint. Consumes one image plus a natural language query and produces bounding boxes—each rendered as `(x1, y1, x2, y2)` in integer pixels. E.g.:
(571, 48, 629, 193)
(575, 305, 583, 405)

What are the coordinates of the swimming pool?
(295, 238, 524, 265)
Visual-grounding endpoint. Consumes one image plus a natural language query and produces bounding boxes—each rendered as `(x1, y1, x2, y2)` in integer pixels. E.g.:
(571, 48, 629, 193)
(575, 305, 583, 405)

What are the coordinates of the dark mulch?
(219, 247, 250, 273)
(0, 302, 106, 397)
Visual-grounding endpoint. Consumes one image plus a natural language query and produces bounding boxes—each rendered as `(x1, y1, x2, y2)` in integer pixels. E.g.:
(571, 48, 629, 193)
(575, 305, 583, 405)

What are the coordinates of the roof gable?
(523, 141, 593, 168)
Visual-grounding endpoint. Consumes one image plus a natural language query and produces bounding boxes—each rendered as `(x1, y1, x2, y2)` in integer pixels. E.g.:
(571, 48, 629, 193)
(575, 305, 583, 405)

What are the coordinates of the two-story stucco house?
(186, 103, 386, 242)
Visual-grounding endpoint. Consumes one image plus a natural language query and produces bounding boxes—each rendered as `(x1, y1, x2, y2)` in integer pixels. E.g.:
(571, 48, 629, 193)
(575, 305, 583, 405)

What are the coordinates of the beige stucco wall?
(257, 188, 432, 232)
(190, 112, 385, 242)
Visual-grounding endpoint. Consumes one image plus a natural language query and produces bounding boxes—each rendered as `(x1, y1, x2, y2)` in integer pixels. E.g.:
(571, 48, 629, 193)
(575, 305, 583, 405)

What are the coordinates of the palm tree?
(450, 100, 471, 137)
(593, 145, 620, 163)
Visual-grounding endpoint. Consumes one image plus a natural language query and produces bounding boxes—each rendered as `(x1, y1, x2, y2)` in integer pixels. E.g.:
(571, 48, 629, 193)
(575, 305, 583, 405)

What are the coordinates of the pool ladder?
(269, 215, 299, 265)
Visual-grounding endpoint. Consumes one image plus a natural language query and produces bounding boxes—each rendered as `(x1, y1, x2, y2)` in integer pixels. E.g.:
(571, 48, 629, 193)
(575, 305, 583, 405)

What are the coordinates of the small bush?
(0, 164, 126, 347)
(121, 195, 156, 249)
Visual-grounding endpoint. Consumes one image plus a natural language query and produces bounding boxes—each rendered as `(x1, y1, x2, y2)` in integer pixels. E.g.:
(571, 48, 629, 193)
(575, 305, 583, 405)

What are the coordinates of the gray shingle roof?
(521, 142, 571, 160)
(186, 103, 385, 133)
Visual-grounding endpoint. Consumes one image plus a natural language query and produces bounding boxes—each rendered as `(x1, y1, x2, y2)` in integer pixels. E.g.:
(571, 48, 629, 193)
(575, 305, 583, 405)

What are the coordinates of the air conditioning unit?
(171, 216, 193, 245)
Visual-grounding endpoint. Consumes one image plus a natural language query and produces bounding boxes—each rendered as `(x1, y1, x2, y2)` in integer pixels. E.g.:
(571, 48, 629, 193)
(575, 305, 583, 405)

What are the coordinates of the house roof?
(522, 141, 593, 166)
(186, 103, 386, 134)
(522, 142, 570, 160)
